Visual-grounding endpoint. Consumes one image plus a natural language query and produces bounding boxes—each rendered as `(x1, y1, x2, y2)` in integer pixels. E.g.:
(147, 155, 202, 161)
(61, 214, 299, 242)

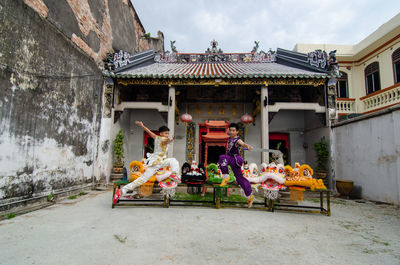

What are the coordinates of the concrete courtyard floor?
(0, 189, 399, 265)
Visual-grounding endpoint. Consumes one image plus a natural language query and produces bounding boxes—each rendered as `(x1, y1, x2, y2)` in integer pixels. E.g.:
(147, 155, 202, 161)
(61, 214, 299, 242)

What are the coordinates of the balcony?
(336, 98, 356, 114)
(361, 83, 400, 113)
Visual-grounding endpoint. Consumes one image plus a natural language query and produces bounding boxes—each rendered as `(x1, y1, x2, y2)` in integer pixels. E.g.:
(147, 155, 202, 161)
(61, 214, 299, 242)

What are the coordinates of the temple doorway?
(205, 146, 226, 164)
(269, 133, 290, 164)
(199, 121, 229, 165)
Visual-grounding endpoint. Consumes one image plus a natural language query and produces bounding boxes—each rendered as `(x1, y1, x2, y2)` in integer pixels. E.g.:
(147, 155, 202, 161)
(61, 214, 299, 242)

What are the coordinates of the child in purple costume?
(218, 123, 255, 208)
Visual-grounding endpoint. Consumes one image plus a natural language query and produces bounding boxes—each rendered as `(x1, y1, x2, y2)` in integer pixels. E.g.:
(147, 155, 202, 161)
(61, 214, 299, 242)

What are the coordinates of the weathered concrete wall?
(332, 106, 400, 204)
(23, 0, 163, 65)
(0, 0, 164, 201)
(0, 0, 103, 200)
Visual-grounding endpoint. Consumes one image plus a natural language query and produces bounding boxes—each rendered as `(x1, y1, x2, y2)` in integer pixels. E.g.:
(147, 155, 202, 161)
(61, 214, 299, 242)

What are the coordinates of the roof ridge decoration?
(154, 40, 277, 63)
(276, 48, 339, 74)
(104, 49, 155, 71)
(307, 49, 327, 69)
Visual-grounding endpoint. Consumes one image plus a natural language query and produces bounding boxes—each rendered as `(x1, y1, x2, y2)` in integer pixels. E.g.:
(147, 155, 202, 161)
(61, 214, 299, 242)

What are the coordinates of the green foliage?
(78, 191, 87, 196)
(68, 195, 77, 200)
(113, 129, 125, 166)
(313, 136, 329, 171)
(47, 191, 54, 201)
(7, 213, 16, 219)
(144, 32, 151, 38)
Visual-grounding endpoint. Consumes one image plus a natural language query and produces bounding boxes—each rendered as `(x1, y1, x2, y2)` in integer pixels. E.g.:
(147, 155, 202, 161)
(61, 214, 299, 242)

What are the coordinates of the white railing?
(336, 98, 356, 114)
(362, 84, 400, 112)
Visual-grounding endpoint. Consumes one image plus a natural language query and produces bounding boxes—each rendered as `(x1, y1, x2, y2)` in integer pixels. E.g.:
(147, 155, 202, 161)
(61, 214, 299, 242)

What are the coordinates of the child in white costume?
(115, 121, 180, 201)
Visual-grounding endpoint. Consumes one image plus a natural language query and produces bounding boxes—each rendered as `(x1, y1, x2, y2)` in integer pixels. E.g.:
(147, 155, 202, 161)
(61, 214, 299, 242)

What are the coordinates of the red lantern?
(241, 113, 253, 134)
(241, 113, 253, 124)
(180, 113, 193, 123)
(180, 113, 192, 137)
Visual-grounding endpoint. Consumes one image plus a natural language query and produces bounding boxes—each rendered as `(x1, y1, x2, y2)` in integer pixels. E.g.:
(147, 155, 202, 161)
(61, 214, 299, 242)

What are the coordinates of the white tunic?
(146, 136, 169, 167)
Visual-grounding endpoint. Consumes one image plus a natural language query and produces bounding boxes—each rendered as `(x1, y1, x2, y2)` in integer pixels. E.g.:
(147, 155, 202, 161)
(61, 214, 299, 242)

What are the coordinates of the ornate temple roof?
(106, 61, 331, 79)
(103, 41, 339, 83)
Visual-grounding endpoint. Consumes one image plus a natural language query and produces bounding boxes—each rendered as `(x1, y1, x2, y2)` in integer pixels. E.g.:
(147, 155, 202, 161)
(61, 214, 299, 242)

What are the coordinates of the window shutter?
(393, 48, 400, 62)
(365, 62, 379, 76)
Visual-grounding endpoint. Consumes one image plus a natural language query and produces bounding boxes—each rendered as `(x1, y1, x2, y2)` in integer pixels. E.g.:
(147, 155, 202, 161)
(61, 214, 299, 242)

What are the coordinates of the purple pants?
(218, 154, 252, 197)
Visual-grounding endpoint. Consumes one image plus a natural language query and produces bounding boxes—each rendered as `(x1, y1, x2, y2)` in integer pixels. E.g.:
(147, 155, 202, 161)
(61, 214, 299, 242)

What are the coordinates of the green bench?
(112, 180, 331, 216)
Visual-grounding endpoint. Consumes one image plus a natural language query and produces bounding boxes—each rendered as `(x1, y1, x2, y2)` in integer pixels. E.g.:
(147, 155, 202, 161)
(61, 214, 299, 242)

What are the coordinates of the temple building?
(102, 40, 339, 172)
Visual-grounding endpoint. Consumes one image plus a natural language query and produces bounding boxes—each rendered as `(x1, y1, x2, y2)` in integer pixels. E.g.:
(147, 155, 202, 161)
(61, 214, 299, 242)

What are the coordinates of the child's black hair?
(228, 123, 239, 131)
(158, 125, 170, 133)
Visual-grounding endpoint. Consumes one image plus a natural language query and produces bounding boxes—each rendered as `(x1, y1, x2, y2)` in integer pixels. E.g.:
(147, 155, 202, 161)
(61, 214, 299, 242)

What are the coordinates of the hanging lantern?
(241, 113, 253, 134)
(180, 113, 192, 136)
(180, 113, 193, 123)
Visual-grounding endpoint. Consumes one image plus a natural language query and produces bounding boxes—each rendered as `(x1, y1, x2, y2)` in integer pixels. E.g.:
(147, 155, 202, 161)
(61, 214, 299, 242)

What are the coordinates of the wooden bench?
(112, 180, 331, 216)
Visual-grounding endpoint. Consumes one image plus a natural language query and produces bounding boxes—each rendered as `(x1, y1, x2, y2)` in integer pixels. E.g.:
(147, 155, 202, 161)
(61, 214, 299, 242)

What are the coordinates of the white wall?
(333, 107, 400, 204)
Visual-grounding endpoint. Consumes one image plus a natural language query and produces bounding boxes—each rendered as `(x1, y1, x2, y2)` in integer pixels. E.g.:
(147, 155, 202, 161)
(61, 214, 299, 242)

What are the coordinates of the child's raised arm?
(237, 139, 252, 151)
(135, 121, 157, 139)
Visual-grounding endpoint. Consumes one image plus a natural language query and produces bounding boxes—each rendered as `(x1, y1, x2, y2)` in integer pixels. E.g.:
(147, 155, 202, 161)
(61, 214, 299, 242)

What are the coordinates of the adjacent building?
(294, 13, 400, 118)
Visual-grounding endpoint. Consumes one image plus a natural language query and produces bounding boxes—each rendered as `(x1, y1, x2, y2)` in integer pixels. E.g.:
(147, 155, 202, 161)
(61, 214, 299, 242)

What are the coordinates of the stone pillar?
(168, 86, 175, 156)
(95, 79, 115, 184)
(261, 85, 269, 163)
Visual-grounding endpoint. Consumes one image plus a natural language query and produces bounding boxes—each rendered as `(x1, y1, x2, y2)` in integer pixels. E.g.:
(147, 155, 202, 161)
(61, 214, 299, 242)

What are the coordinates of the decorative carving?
(206, 40, 222, 53)
(307, 50, 327, 69)
(326, 50, 339, 120)
(116, 78, 327, 87)
(103, 77, 114, 118)
(327, 50, 339, 75)
(155, 40, 276, 63)
(103, 53, 115, 71)
(238, 122, 245, 159)
(170, 40, 177, 53)
(113, 50, 134, 69)
(252, 41, 260, 53)
(154, 50, 176, 63)
(186, 122, 195, 163)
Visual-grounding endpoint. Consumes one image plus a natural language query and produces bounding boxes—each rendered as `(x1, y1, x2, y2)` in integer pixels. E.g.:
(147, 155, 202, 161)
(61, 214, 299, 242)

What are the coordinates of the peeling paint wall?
(0, 0, 102, 200)
(23, 0, 163, 65)
(0, 0, 164, 200)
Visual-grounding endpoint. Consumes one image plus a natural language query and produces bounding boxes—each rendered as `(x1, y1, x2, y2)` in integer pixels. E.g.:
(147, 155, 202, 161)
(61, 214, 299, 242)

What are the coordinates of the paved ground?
(0, 189, 399, 265)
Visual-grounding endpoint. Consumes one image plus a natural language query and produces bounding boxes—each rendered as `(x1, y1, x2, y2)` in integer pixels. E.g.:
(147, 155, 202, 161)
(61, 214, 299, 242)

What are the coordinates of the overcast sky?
(131, 0, 399, 53)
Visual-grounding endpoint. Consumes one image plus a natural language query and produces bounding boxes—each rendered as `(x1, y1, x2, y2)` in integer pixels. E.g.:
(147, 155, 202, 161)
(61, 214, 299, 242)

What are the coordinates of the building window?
(392, 47, 400, 84)
(365, 62, 380, 94)
(336, 71, 348, 98)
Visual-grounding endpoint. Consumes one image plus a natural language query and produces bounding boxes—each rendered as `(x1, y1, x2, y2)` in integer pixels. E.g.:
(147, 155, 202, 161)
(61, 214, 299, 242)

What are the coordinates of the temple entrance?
(205, 146, 226, 164)
(269, 133, 290, 164)
(199, 121, 229, 166)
